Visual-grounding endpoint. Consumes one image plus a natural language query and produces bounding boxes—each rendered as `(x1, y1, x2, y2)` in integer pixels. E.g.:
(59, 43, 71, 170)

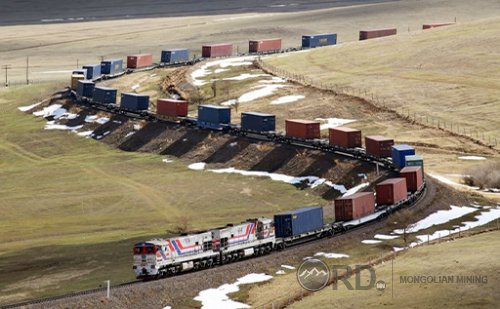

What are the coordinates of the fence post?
(106, 280, 110, 299)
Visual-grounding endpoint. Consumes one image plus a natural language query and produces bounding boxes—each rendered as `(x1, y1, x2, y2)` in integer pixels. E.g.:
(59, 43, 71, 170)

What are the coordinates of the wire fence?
(255, 59, 499, 151)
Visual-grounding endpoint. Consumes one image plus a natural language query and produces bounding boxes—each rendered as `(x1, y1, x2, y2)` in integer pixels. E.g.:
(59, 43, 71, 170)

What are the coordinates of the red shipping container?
(127, 54, 153, 69)
(423, 23, 454, 30)
(335, 192, 375, 221)
(202, 44, 233, 58)
(359, 28, 397, 40)
(365, 135, 394, 157)
(399, 166, 423, 192)
(249, 38, 282, 53)
(376, 178, 407, 205)
(157, 98, 188, 117)
(285, 119, 321, 139)
(329, 127, 362, 148)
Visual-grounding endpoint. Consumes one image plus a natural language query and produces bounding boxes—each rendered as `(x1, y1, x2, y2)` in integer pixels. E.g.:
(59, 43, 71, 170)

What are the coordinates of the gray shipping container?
(161, 48, 189, 63)
(101, 59, 124, 75)
(274, 206, 324, 238)
(120, 93, 149, 111)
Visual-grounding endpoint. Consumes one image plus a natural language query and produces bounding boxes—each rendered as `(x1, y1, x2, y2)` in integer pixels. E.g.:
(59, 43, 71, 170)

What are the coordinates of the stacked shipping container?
(76, 80, 95, 98)
(391, 144, 415, 168)
(82, 64, 101, 80)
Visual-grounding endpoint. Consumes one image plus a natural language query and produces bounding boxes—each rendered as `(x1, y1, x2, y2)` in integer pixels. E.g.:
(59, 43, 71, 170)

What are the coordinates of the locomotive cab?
(132, 241, 168, 278)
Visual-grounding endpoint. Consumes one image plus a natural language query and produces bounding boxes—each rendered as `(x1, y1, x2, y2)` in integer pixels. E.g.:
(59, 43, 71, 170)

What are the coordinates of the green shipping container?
(405, 155, 424, 177)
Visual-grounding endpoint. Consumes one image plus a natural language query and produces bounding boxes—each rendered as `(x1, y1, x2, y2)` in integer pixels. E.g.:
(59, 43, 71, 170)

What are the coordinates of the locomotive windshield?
(133, 244, 157, 254)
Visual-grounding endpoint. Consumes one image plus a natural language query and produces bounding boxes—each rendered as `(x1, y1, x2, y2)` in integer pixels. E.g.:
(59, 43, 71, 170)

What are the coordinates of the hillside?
(265, 17, 500, 149)
(288, 230, 500, 309)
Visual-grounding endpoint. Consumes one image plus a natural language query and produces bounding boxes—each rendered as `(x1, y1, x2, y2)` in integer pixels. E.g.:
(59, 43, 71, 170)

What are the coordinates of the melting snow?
(361, 240, 382, 244)
(18, 102, 42, 112)
(374, 234, 399, 240)
(163, 158, 174, 164)
(191, 57, 256, 86)
(230, 142, 238, 147)
(84, 115, 110, 124)
(314, 252, 349, 259)
(33, 104, 66, 118)
(427, 174, 479, 190)
(189, 162, 207, 170)
(133, 124, 142, 130)
(44, 121, 83, 131)
(77, 130, 93, 137)
(315, 118, 356, 130)
(221, 99, 238, 106)
(393, 205, 477, 235)
(271, 95, 305, 105)
(214, 68, 229, 73)
(458, 156, 486, 160)
(131, 84, 140, 90)
(342, 182, 369, 197)
(393, 247, 405, 252)
(224, 73, 269, 81)
(162, 306, 171, 309)
(414, 207, 500, 244)
(238, 84, 286, 103)
(194, 273, 272, 309)
(281, 265, 295, 270)
(259, 76, 286, 83)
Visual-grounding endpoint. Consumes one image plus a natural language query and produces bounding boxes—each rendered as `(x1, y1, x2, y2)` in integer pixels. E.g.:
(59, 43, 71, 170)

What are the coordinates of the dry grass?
(265, 17, 500, 148)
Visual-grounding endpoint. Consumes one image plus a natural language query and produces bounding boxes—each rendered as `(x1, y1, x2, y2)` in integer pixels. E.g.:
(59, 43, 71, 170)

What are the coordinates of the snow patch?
(77, 130, 93, 137)
(221, 99, 238, 106)
(281, 265, 295, 270)
(163, 158, 174, 164)
(271, 95, 305, 105)
(361, 240, 382, 244)
(85, 115, 110, 124)
(393, 247, 405, 252)
(393, 205, 477, 234)
(18, 102, 42, 112)
(230, 142, 238, 147)
(44, 121, 83, 131)
(191, 57, 256, 86)
(33, 104, 66, 118)
(194, 273, 272, 309)
(458, 156, 486, 161)
(189, 162, 207, 170)
(374, 234, 399, 240)
(342, 182, 369, 197)
(224, 73, 269, 81)
(214, 68, 229, 73)
(259, 76, 286, 83)
(314, 252, 349, 259)
(238, 84, 286, 103)
(315, 118, 356, 130)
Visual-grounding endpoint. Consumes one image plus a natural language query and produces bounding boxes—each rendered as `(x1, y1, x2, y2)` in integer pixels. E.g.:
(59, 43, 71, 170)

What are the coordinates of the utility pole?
(77, 59, 79, 68)
(26, 56, 29, 85)
(2, 64, 11, 87)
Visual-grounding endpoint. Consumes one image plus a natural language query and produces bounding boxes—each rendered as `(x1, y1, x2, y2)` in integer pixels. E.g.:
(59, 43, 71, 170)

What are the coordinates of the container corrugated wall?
(302, 33, 337, 48)
(359, 28, 397, 40)
(76, 80, 95, 98)
(241, 112, 276, 132)
(285, 119, 321, 139)
(405, 155, 424, 176)
(101, 59, 124, 75)
(82, 64, 101, 80)
(249, 38, 282, 53)
(274, 206, 323, 238)
(391, 144, 415, 168)
(335, 192, 375, 221)
(375, 178, 407, 205)
(120, 93, 149, 111)
(161, 49, 189, 63)
(93, 86, 117, 104)
(202, 44, 233, 58)
(198, 104, 231, 124)
(365, 135, 394, 157)
(157, 98, 188, 117)
(399, 166, 423, 192)
(329, 127, 362, 148)
(127, 54, 153, 69)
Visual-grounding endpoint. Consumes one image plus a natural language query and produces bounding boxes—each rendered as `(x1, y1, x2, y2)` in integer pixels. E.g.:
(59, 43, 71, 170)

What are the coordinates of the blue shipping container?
(82, 64, 102, 80)
(77, 80, 95, 98)
(93, 86, 117, 104)
(274, 206, 324, 238)
(198, 105, 231, 125)
(241, 112, 276, 132)
(302, 33, 337, 48)
(120, 93, 149, 111)
(161, 48, 189, 63)
(101, 59, 124, 75)
(392, 144, 415, 168)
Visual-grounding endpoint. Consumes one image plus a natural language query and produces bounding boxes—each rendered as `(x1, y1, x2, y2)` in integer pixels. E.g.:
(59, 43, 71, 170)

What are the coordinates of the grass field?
(265, 17, 500, 148)
(287, 230, 500, 309)
(0, 84, 322, 304)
